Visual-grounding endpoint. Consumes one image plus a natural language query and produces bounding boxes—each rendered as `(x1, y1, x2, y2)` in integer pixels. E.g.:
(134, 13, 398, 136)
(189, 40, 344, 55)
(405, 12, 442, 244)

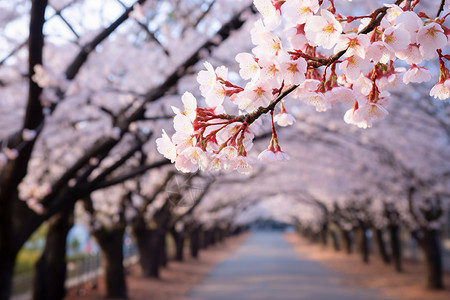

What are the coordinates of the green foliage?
(14, 249, 41, 275)
(14, 224, 48, 275)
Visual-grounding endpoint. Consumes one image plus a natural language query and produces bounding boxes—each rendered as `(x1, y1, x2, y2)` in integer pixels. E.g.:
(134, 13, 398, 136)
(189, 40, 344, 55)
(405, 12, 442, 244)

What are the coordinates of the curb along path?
(187, 231, 388, 300)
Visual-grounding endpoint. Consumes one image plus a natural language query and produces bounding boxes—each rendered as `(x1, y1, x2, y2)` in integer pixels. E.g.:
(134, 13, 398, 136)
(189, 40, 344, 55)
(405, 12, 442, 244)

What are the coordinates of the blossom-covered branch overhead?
(158, 0, 450, 174)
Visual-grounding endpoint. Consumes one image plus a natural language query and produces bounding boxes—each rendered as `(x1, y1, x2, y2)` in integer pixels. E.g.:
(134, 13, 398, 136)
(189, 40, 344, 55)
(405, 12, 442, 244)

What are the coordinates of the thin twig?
(437, 0, 446, 18)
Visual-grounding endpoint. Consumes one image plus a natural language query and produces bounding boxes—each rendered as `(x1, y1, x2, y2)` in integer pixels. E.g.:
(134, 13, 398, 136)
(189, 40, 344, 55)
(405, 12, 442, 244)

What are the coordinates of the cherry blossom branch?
(65, 0, 147, 79)
(127, 3, 257, 123)
(90, 159, 171, 191)
(0, 0, 47, 207)
(88, 136, 149, 189)
(0, 1, 148, 150)
(135, 20, 170, 56)
(133, 171, 176, 227)
(0, 40, 28, 66)
(37, 4, 257, 222)
(169, 178, 215, 227)
(218, 84, 298, 124)
(216, 0, 404, 129)
(437, 0, 446, 17)
(192, 0, 217, 28)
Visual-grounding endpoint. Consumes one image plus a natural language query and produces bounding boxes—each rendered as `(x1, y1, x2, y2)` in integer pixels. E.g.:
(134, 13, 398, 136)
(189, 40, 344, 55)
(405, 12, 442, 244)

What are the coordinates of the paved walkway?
(187, 231, 388, 300)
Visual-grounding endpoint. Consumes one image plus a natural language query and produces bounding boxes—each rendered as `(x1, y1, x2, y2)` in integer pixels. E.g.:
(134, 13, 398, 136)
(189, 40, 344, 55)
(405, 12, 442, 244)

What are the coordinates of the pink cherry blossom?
(334, 33, 370, 58)
(417, 23, 447, 60)
(235, 53, 261, 83)
(429, 80, 450, 100)
(233, 82, 273, 112)
(403, 65, 432, 84)
(282, 0, 320, 25)
(280, 57, 307, 85)
(382, 26, 411, 52)
(156, 130, 177, 163)
(197, 62, 227, 107)
(181, 92, 197, 122)
(274, 111, 296, 127)
(305, 9, 342, 50)
(395, 44, 423, 65)
(254, 0, 281, 30)
(339, 55, 372, 81)
(299, 92, 330, 112)
(258, 148, 289, 163)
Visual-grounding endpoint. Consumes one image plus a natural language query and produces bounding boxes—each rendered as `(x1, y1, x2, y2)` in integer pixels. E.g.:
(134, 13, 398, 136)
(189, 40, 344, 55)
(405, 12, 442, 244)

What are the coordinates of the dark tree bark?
(170, 228, 185, 262)
(375, 228, 391, 264)
(359, 226, 370, 263)
(320, 222, 328, 246)
(203, 229, 213, 248)
(389, 224, 402, 272)
(0, 252, 16, 300)
(415, 229, 444, 290)
(158, 229, 167, 268)
(0, 0, 47, 297)
(342, 229, 353, 254)
(199, 228, 208, 249)
(216, 228, 223, 243)
(1, 4, 258, 300)
(209, 228, 217, 245)
(330, 230, 340, 251)
(33, 207, 74, 300)
(190, 226, 200, 258)
(133, 227, 161, 278)
(94, 227, 127, 299)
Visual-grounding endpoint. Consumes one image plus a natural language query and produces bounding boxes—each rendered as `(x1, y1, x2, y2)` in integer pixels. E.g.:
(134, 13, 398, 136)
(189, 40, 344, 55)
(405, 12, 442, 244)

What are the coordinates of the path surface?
(187, 231, 388, 300)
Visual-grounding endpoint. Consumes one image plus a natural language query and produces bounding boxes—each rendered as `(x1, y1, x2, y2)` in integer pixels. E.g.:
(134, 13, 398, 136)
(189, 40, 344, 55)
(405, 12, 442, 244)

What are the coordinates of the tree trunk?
(421, 229, 444, 290)
(33, 207, 74, 300)
(170, 228, 185, 262)
(0, 254, 16, 300)
(202, 229, 212, 248)
(133, 227, 161, 278)
(320, 222, 328, 246)
(360, 227, 369, 263)
(94, 227, 127, 299)
(375, 228, 390, 264)
(190, 226, 200, 258)
(389, 224, 402, 272)
(216, 227, 224, 243)
(342, 229, 353, 254)
(208, 228, 216, 245)
(199, 228, 208, 249)
(158, 229, 167, 268)
(330, 230, 340, 251)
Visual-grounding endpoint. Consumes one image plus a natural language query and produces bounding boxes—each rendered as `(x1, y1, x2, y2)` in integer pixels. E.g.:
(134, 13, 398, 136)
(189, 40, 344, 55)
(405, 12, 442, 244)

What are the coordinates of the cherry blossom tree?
(2, 0, 450, 298)
(0, 0, 258, 298)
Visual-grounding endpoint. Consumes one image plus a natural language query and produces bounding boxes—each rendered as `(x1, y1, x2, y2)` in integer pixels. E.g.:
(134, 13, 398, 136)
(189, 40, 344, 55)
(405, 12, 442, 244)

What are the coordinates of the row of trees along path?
(1, 0, 449, 299)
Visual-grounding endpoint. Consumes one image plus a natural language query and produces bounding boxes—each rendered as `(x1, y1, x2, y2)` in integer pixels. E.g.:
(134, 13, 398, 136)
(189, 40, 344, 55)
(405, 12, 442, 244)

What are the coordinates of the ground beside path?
(65, 233, 249, 300)
(285, 232, 450, 300)
(187, 231, 387, 300)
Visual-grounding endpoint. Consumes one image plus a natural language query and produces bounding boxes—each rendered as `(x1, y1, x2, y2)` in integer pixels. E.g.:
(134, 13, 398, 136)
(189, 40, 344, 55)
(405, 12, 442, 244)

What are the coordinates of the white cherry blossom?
(430, 80, 450, 100)
(282, 0, 320, 25)
(334, 33, 370, 59)
(339, 55, 372, 81)
(156, 130, 177, 163)
(417, 23, 447, 60)
(382, 26, 411, 52)
(403, 65, 433, 84)
(305, 9, 342, 50)
(253, 0, 280, 30)
(274, 111, 296, 127)
(235, 53, 261, 83)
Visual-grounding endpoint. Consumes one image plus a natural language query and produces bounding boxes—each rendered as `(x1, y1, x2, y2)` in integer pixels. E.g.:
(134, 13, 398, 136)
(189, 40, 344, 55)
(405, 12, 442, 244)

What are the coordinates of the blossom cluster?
(157, 0, 450, 174)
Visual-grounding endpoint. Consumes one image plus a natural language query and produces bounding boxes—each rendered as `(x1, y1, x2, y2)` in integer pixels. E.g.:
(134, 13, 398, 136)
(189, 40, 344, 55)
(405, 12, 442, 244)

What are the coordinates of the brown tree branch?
(65, 0, 147, 79)
(437, 0, 446, 17)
